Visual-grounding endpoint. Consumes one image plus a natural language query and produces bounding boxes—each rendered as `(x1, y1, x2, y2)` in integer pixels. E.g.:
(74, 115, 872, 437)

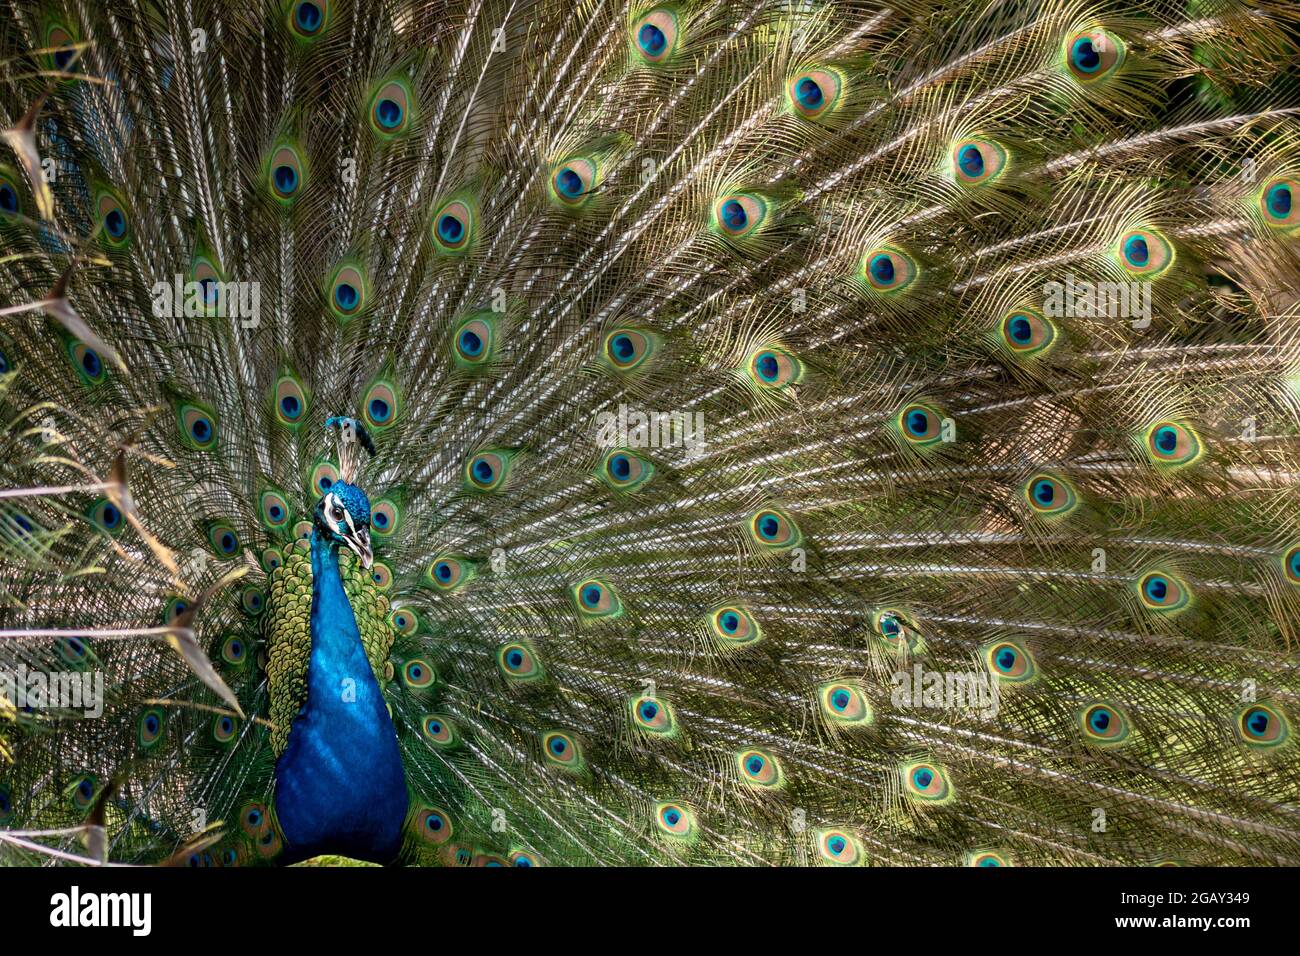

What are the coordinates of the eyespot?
(0, 785, 12, 824)
(1235, 703, 1289, 749)
(66, 341, 107, 385)
(967, 851, 1011, 867)
(88, 498, 123, 535)
(1065, 28, 1125, 83)
(260, 547, 283, 573)
(432, 199, 474, 254)
(712, 193, 767, 240)
(1024, 473, 1078, 518)
(985, 639, 1037, 684)
(748, 346, 802, 389)
(267, 144, 305, 202)
(999, 309, 1056, 356)
(70, 774, 97, 814)
(370, 498, 400, 539)
(1257, 177, 1299, 232)
(872, 608, 914, 647)
(709, 605, 762, 647)
(402, 658, 436, 690)
(415, 806, 453, 845)
(327, 263, 368, 321)
(747, 507, 802, 550)
(498, 641, 544, 682)
(541, 730, 583, 769)
(427, 556, 476, 591)
(240, 585, 265, 616)
(787, 69, 843, 120)
(1116, 228, 1174, 277)
(362, 380, 401, 431)
(259, 489, 293, 533)
(601, 328, 658, 372)
(205, 521, 241, 559)
(368, 560, 393, 590)
(861, 246, 918, 293)
(1136, 571, 1191, 613)
(256, 829, 282, 859)
(630, 695, 678, 736)
(137, 706, 166, 750)
(0, 170, 19, 219)
(598, 448, 654, 493)
(951, 138, 1008, 186)
(370, 78, 413, 138)
(240, 802, 269, 837)
(453, 314, 496, 365)
(177, 403, 218, 451)
(465, 450, 513, 491)
(816, 828, 863, 865)
(96, 189, 130, 247)
(736, 748, 783, 789)
(212, 713, 238, 744)
(1143, 420, 1202, 468)
(218, 844, 246, 867)
(654, 801, 698, 841)
(1280, 547, 1300, 585)
(901, 760, 952, 803)
(271, 372, 309, 428)
(896, 402, 945, 447)
(45, 23, 79, 73)
(421, 714, 461, 749)
(817, 681, 873, 727)
(550, 157, 598, 207)
(1079, 702, 1131, 745)
(307, 460, 340, 499)
(293, 519, 312, 540)
(631, 8, 680, 64)
(509, 848, 543, 867)
(573, 578, 622, 618)
(161, 597, 189, 627)
(287, 0, 329, 38)
(220, 634, 248, 666)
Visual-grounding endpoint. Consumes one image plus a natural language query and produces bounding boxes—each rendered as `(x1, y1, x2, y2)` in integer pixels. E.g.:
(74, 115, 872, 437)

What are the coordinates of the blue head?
(314, 480, 373, 569)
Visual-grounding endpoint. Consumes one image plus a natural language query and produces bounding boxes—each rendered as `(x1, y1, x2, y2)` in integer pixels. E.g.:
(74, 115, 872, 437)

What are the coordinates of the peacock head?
(315, 480, 373, 569)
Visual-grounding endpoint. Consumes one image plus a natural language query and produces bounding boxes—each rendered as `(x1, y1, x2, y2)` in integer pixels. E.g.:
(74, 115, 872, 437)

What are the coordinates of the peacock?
(0, 0, 1298, 869)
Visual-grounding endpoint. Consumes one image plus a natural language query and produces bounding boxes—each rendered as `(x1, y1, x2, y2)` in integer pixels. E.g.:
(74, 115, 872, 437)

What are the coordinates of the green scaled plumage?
(0, 0, 1299, 870)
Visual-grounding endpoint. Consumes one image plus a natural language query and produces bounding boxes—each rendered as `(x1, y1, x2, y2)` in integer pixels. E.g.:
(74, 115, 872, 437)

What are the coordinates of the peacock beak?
(342, 526, 373, 570)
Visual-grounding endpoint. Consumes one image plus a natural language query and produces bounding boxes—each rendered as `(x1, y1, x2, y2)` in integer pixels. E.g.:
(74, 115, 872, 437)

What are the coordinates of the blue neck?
(273, 531, 408, 864)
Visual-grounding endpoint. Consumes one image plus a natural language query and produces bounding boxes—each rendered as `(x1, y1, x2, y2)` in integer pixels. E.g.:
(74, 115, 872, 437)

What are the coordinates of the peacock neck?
(272, 530, 408, 864)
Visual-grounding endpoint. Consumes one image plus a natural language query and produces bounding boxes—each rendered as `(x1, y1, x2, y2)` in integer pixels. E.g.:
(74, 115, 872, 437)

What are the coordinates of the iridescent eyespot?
(1024, 473, 1078, 518)
(541, 731, 583, 769)
(240, 802, 269, 837)
(240, 585, 265, 616)
(70, 774, 97, 813)
(1143, 420, 1202, 468)
(510, 849, 543, 867)
(572, 578, 622, 618)
(984, 639, 1037, 684)
(895, 402, 946, 447)
(654, 801, 698, 841)
(327, 263, 368, 320)
(817, 681, 873, 727)
(288, 0, 329, 38)
(267, 143, 306, 202)
(220, 634, 248, 666)
(967, 850, 1011, 867)
(1065, 28, 1125, 83)
(597, 448, 654, 493)
(88, 498, 123, 535)
(67, 341, 107, 385)
(307, 459, 340, 499)
(872, 608, 913, 646)
(453, 314, 496, 366)
(712, 193, 767, 240)
(259, 488, 293, 533)
(177, 402, 218, 451)
(369, 78, 414, 138)
(999, 309, 1056, 356)
(256, 829, 282, 859)
(402, 658, 436, 689)
(901, 760, 952, 803)
(162, 597, 189, 627)
(212, 713, 238, 744)
(787, 69, 842, 120)
(261, 547, 283, 573)
(415, 806, 453, 844)
(95, 189, 130, 247)
(1079, 702, 1130, 745)
(1136, 571, 1191, 613)
(421, 714, 461, 749)
(1257, 177, 1299, 232)
(747, 507, 802, 550)
(631, 8, 680, 64)
(629, 695, 678, 736)
(464, 449, 513, 492)
(137, 707, 166, 750)
(389, 607, 419, 635)
(601, 328, 658, 372)
(1280, 546, 1300, 585)
(431, 198, 475, 254)
(0, 785, 12, 824)
(748, 346, 802, 389)
(45, 23, 79, 73)
(861, 246, 918, 293)
(370, 498, 400, 539)
(427, 556, 475, 591)
(293, 520, 313, 540)
(368, 561, 393, 590)
(362, 378, 401, 431)
(815, 828, 863, 865)
(951, 138, 1008, 186)
(1116, 228, 1174, 277)
(1235, 703, 1289, 749)
(709, 605, 762, 647)
(498, 641, 544, 682)
(206, 521, 241, 559)
(550, 157, 597, 207)
(272, 372, 309, 428)
(736, 748, 783, 788)
(0, 171, 19, 219)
